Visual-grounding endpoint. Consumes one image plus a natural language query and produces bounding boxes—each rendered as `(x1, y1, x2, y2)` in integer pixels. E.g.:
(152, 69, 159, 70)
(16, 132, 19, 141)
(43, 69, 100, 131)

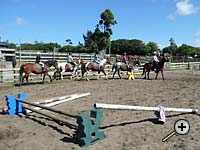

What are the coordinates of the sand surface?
(0, 71, 200, 150)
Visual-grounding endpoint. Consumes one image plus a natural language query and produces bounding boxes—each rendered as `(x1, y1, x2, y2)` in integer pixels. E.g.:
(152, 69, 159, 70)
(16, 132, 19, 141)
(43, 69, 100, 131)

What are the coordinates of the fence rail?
(1, 62, 200, 83)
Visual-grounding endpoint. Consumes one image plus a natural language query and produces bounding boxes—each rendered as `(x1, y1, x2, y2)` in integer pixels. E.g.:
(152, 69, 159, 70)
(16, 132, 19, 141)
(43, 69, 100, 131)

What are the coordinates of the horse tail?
(81, 63, 86, 77)
(19, 65, 24, 85)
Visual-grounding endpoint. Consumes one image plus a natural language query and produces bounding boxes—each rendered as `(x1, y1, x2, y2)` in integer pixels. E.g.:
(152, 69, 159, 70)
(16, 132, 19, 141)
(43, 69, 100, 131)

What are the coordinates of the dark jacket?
(36, 55, 41, 63)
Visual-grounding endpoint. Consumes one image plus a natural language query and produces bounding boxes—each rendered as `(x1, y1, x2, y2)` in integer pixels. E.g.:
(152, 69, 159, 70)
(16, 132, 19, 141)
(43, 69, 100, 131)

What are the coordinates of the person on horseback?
(35, 52, 45, 71)
(93, 51, 100, 64)
(122, 52, 129, 68)
(152, 51, 159, 71)
(67, 52, 77, 75)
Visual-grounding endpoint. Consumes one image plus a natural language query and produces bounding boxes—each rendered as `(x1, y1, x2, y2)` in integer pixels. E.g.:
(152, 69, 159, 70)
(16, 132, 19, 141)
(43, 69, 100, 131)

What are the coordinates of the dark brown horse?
(81, 58, 111, 80)
(142, 56, 169, 80)
(19, 60, 59, 85)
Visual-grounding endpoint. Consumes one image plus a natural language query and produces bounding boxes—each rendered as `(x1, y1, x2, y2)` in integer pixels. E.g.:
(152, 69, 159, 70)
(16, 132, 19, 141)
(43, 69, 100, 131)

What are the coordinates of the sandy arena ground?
(0, 71, 200, 150)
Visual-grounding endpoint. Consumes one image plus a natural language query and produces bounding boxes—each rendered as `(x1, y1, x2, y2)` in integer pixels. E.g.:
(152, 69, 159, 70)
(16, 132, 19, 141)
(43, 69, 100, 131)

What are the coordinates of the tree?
(8, 43, 17, 49)
(111, 39, 145, 55)
(145, 42, 159, 55)
(83, 9, 117, 53)
(99, 9, 117, 54)
(169, 38, 177, 59)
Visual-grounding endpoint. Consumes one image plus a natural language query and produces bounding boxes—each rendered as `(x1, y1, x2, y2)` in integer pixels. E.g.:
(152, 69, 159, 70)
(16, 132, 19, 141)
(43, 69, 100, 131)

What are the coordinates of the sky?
(1, 0, 200, 48)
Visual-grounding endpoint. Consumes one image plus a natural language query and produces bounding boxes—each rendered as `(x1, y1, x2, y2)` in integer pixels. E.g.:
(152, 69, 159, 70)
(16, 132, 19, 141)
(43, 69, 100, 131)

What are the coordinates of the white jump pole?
(94, 103, 198, 113)
(26, 93, 91, 113)
(34, 93, 91, 105)
(1, 93, 91, 113)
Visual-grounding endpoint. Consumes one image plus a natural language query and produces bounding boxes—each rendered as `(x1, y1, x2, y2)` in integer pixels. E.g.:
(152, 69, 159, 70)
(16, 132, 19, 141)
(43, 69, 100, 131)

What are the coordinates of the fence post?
(53, 47, 55, 61)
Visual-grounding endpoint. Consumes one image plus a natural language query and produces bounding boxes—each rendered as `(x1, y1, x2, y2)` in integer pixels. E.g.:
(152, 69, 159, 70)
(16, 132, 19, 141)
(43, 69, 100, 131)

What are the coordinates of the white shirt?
(153, 55, 159, 62)
(68, 55, 73, 62)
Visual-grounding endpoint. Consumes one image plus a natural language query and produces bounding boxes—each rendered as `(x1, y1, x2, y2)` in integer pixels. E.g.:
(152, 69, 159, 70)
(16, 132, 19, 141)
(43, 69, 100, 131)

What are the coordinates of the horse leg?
(147, 71, 150, 80)
(96, 70, 100, 80)
(72, 66, 77, 77)
(155, 71, 159, 80)
(61, 71, 64, 80)
(86, 72, 89, 81)
(20, 74, 25, 85)
(102, 70, 108, 80)
(118, 70, 122, 79)
(161, 70, 164, 80)
(47, 73, 52, 82)
(112, 70, 117, 79)
(24, 74, 29, 84)
(42, 72, 52, 83)
(143, 71, 146, 79)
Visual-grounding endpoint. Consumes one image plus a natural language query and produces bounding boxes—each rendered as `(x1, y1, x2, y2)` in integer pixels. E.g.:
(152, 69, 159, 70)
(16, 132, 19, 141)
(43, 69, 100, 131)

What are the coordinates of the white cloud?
(176, 0, 198, 16)
(168, 0, 199, 20)
(16, 17, 26, 25)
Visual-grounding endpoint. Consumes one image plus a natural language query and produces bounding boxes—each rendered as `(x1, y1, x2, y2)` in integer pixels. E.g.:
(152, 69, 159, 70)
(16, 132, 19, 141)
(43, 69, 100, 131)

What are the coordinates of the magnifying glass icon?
(162, 119, 190, 142)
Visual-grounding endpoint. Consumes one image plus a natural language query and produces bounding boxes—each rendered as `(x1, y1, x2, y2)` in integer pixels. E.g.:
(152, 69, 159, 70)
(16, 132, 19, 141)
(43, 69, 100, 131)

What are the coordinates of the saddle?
(92, 62, 100, 70)
(35, 63, 42, 70)
(35, 63, 45, 70)
(122, 62, 130, 69)
(67, 62, 74, 70)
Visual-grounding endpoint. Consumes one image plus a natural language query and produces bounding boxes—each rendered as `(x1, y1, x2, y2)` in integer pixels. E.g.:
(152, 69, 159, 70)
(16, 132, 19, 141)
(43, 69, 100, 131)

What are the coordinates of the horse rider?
(152, 51, 159, 71)
(93, 51, 101, 64)
(122, 52, 129, 68)
(35, 52, 45, 71)
(67, 52, 77, 75)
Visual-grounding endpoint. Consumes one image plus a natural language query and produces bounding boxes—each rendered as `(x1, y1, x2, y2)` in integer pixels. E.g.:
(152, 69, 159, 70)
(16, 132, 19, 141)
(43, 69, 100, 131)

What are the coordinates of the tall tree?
(169, 37, 177, 60)
(99, 9, 117, 54)
(83, 9, 117, 53)
(145, 42, 159, 55)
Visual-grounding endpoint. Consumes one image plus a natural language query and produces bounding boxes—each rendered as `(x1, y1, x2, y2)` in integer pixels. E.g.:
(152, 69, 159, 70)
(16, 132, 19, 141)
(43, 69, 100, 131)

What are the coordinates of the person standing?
(12, 56, 17, 68)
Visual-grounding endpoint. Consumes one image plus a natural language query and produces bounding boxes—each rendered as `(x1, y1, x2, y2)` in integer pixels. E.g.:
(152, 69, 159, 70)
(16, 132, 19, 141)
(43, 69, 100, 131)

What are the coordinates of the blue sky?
(1, 0, 200, 48)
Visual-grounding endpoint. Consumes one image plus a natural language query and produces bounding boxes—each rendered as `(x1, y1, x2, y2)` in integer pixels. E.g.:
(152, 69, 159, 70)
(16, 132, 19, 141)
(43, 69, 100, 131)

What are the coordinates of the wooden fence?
(1, 62, 200, 83)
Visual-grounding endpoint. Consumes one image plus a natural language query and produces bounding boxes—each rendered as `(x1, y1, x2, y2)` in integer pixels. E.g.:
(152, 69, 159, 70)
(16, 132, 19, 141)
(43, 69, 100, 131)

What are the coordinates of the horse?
(56, 59, 83, 80)
(142, 56, 169, 80)
(112, 61, 139, 79)
(19, 60, 59, 85)
(81, 58, 111, 80)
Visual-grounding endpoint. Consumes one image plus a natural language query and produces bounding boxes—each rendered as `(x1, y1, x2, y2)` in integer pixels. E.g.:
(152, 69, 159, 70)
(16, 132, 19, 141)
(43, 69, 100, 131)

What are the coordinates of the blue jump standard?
(5, 92, 105, 147)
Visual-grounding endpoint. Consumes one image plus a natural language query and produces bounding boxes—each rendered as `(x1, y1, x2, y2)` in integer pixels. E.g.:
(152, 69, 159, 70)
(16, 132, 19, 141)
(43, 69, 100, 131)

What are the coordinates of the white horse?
(57, 59, 82, 80)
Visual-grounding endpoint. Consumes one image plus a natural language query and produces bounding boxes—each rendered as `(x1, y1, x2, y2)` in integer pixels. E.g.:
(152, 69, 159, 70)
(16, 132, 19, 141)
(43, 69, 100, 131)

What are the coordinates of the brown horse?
(56, 59, 83, 80)
(81, 58, 111, 80)
(19, 60, 59, 85)
(142, 56, 169, 80)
